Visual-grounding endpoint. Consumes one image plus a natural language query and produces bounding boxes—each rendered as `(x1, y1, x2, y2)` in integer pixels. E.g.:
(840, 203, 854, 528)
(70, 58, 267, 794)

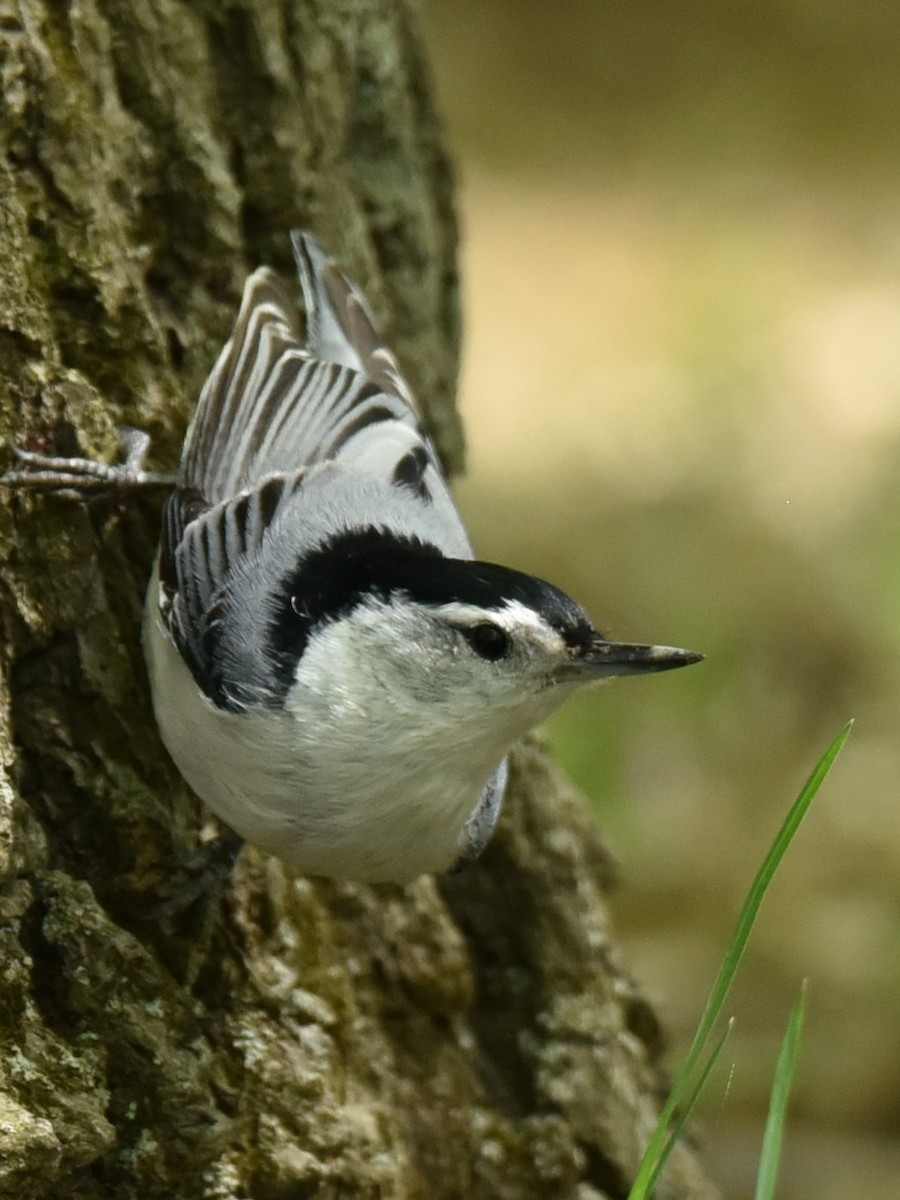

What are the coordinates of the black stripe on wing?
(179, 262, 428, 503)
(159, 486, 208, 599)
(391, 445, 431, 501)
(159, 471, 306, 710)
(181, 270, 305, 502)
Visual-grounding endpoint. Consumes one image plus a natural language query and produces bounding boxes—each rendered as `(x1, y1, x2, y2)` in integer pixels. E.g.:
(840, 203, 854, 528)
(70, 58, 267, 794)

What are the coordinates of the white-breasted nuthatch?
(2, 232, 702, 882)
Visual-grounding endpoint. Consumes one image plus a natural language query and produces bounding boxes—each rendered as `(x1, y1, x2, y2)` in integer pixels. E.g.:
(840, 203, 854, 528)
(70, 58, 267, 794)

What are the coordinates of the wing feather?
(291, 230, 418, 409)
(158, 231, 464, 708)
(178, 236, 434, 507)
(160, 471, 308, 707)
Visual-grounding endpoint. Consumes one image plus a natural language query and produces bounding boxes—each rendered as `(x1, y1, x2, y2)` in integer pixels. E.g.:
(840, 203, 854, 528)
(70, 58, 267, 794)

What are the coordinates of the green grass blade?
(644, 1019, 734, 1198)
(629, 721, 851, 1199)
(754, 986, 808, 1200)
(680, 721, 849, 1077)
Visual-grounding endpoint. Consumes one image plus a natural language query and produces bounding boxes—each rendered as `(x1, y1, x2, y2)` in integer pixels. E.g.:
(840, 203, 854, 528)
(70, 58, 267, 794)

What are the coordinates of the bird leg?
(144, 826, 245, 924)
(0, 427, 176, 495)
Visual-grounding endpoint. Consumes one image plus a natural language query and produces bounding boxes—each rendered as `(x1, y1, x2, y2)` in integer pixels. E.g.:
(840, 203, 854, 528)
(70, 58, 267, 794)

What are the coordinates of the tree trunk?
(0, 2, 717, 1197)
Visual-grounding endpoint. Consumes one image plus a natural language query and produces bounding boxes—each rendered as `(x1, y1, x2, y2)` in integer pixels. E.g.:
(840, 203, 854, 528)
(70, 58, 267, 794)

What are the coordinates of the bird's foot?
(145, 827, 245, 924)
(0, 427, 176, 496)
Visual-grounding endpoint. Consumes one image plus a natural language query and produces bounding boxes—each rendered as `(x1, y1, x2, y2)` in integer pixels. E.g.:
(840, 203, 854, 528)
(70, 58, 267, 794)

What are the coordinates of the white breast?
(142, 572, 504, 882)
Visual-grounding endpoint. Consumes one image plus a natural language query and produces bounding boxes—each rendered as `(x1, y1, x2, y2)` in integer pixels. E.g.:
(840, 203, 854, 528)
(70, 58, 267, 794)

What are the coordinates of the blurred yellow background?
(419, 3, 900, 1198)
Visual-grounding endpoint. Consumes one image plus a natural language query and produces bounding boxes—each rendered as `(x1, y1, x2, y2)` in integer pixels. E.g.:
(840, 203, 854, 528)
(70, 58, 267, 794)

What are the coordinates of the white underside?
(142, 573, 507, 882)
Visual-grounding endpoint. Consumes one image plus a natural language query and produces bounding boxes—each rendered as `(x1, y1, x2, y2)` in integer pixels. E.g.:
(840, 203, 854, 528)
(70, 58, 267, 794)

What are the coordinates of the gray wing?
(158, 231, 464, 706)
(179, 257, 430, 503)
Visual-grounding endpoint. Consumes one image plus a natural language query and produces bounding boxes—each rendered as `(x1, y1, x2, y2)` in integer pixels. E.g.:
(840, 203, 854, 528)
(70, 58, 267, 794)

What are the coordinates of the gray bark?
(0, 2, 717, 1197)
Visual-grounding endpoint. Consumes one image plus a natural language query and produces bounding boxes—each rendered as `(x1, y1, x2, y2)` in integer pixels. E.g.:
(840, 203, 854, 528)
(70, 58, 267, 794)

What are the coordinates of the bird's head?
(271, 529, 702, 759)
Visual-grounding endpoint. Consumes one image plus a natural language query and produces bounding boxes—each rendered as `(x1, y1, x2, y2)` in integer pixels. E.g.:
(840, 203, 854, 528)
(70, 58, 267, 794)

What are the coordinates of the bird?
(2, 231, 702, 883)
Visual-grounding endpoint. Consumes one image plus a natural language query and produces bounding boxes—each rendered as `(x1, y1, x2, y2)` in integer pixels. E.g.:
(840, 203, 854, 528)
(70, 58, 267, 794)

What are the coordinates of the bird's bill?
(555, 636, 704, 682)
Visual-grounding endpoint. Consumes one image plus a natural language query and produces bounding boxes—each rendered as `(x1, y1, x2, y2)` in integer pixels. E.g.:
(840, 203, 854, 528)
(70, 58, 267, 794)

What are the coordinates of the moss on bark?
(0, 2, 717, 1197)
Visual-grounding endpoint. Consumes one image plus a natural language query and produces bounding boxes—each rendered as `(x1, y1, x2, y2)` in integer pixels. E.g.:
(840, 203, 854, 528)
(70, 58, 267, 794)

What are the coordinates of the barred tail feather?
(291, 230, 418, 410)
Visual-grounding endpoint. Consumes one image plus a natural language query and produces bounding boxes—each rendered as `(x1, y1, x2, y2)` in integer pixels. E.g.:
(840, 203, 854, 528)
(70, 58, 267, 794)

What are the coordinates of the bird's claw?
(0, 427, 176, 494)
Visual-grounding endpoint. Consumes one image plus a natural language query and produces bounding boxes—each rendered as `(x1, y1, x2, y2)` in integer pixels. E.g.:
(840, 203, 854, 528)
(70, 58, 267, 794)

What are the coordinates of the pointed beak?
(554, 635, 704, 683)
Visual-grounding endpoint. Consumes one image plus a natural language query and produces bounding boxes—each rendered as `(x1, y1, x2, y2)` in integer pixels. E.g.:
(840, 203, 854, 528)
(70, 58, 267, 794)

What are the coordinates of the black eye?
(464, 622, 510, 661)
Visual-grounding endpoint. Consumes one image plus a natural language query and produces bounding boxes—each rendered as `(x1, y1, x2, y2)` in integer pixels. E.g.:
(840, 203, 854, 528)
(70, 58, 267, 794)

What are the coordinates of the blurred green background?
(419, 3, 900, 1198)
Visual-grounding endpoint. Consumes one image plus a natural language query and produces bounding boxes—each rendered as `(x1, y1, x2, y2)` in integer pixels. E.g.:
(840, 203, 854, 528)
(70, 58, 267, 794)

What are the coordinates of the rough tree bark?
(0, 3, 718, 1198)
